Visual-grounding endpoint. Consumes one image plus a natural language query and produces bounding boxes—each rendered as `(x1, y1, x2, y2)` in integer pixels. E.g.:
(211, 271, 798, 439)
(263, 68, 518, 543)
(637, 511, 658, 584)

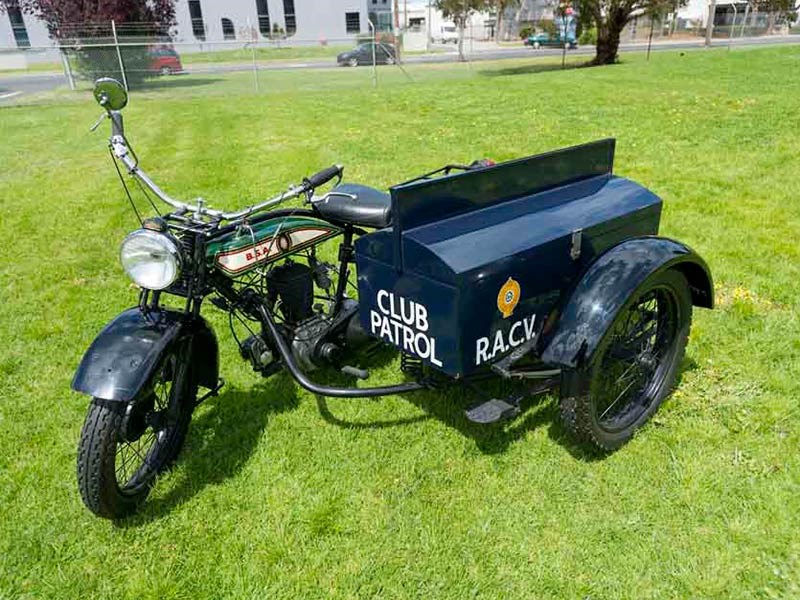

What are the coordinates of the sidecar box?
(355, 139, 662, 377)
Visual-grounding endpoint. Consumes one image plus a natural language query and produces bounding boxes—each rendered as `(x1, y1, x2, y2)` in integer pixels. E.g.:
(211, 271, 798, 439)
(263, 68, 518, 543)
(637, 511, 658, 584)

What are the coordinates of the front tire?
(559, 269, 692, 452)
(348, 57, 359, 67)
(76, 345, 196, 519)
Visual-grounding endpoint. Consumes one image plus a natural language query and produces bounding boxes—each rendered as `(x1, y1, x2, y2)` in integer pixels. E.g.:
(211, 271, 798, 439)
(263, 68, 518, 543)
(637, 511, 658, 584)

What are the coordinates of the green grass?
(1, 47, 800, 599)
(0, 60, 63, 75)
(179, 44, 350, 65)
(178, 44, 443, 66)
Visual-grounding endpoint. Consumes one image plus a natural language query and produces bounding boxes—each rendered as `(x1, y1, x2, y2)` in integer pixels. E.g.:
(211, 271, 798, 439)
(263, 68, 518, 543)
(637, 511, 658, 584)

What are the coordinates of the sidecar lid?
(399, 175, 660, 282)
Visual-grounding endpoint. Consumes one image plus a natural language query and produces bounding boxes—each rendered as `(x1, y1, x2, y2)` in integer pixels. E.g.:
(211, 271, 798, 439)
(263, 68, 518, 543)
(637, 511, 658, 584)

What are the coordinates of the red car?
(149, 46, 183, 75)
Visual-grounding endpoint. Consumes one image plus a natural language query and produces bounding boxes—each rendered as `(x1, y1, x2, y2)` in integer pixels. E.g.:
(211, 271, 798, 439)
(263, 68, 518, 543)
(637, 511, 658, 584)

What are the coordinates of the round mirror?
(93, 78, 127, 111)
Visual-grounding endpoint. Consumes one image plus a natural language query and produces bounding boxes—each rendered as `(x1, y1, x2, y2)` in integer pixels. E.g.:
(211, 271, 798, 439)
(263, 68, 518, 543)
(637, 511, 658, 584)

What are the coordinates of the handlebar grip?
(304, 165, 343, 189)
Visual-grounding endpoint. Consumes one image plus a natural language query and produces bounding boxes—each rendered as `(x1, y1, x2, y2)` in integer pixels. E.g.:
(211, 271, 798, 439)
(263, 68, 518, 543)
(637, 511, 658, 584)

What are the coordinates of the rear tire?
(76, 345, 196, 519)
(559, 269, 692, 452)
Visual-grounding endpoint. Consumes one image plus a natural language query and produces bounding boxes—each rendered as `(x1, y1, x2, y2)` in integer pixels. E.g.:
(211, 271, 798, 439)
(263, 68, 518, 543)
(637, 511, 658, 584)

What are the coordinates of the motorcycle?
(74, 78, 714, 519)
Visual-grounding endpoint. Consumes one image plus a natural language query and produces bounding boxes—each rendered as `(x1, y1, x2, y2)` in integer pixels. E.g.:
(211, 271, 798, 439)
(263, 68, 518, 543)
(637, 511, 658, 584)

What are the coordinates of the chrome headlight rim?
(119, 229, 183, 291)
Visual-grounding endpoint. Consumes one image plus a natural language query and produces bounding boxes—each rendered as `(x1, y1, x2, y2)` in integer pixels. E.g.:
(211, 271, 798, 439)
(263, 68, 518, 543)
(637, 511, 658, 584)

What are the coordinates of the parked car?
(149, 46, 183, 75)
(524, 32, 577, 49)
(432, 24, 459, 44)
(337, 42, 396, 66)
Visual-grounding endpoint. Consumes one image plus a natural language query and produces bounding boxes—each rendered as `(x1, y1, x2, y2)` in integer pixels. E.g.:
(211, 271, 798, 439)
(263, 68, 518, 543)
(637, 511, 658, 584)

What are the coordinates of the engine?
(240, 259, 370, 374)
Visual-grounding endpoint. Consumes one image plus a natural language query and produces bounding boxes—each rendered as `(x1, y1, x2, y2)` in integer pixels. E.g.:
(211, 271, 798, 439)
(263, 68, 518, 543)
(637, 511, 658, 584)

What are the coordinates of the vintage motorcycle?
(74, 78, 713, 519)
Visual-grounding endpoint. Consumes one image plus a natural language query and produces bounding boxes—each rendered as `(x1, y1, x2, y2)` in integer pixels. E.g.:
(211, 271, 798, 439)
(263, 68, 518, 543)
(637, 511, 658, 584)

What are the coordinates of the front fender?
(72, 307, 218, 402)
(540, 236, 713, 369)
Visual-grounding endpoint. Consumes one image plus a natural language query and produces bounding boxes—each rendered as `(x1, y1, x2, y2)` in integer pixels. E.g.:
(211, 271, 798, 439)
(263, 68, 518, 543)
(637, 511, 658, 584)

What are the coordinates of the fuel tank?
(206, 215, 341, 277)
(355, 139, 663, 377)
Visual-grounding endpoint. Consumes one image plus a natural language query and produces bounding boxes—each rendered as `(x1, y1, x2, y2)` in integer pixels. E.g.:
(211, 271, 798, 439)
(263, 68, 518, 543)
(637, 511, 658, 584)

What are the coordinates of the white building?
(0, 0, 395, 50)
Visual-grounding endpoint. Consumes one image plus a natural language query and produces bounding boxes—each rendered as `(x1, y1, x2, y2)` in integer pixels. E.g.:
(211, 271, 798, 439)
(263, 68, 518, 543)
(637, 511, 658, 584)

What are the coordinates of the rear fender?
(539, 236, 713, 370)
(72, 307, 218, 402)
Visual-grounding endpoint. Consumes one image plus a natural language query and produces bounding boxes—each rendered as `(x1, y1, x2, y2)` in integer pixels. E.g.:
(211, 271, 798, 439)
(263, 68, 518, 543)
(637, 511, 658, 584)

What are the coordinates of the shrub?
(579, 27, 597, 45)
(519, 26, 534, 39)
(540, 20, 557, 36)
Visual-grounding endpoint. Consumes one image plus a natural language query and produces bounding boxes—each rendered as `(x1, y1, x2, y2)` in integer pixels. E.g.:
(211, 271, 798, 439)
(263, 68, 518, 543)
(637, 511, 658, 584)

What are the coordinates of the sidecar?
(355, 139, 712, 441)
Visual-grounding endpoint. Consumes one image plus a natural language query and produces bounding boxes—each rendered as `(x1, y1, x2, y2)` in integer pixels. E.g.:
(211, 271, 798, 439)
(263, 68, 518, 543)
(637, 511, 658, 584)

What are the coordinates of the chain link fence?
(1, 15, 797, 104)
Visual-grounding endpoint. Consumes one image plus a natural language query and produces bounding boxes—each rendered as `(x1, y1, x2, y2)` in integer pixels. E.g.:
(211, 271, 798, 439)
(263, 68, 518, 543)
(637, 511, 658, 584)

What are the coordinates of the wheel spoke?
(593, 286, 679, 432)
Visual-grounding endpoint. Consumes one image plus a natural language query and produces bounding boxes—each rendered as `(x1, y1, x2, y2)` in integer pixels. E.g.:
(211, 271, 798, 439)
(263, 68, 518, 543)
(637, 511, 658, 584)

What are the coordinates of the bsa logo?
(497, 277, 520, 319)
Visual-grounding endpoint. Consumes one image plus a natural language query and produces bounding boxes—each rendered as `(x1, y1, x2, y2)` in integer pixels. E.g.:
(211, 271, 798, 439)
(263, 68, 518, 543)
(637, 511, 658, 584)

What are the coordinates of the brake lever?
(90, 111, 108, 133)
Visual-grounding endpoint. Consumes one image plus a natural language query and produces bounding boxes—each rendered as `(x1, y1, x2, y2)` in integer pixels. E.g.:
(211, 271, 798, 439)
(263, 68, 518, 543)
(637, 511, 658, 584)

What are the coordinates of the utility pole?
(705, 0, 717, 46)
(427, 0, 432, 52)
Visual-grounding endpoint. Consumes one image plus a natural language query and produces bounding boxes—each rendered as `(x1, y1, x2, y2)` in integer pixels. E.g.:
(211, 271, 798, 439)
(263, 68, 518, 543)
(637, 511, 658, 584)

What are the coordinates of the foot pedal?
(465, 398, 520, 424)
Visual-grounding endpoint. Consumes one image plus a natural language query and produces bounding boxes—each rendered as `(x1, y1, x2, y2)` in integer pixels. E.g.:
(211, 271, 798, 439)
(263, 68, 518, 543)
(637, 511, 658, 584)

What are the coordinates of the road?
(2, 35, 798, 103)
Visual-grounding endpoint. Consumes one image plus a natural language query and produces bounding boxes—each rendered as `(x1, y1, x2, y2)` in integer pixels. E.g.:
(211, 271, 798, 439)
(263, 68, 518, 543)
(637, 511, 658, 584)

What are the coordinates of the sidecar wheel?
(76, 346, 196, 519)
(559, 269, 692, 452)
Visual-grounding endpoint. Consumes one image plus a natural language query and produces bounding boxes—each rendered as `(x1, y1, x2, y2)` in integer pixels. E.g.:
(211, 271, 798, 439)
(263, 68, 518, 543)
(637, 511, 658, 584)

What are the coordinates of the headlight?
(120, 229, 182, 290)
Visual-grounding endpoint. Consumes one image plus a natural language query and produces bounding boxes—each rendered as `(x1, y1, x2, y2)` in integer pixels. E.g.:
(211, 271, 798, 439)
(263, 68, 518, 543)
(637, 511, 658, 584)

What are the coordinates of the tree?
(490, 0, 520, 42)
(434, 0, 490, 61)
(751, 0, 798, 33)
(576, 0, 685, 65)
(1, 0, 176, 86)
(3, 0, 175, 38)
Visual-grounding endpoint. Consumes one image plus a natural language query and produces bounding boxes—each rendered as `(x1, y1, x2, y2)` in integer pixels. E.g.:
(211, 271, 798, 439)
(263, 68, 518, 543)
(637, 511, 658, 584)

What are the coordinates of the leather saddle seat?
(314, 183, 392, 229)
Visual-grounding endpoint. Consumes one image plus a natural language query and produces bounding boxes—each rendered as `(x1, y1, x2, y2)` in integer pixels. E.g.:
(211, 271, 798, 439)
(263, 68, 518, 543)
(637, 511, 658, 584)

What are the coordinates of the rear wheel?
(560, 269, 692, 452)
(386, 56, 396, 65)
(159, 66, 172, 76)
(76, 345, 196, 519)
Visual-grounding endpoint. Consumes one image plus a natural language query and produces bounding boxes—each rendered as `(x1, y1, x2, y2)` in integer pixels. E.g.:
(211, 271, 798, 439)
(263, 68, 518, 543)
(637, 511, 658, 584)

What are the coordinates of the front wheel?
(348, 57, 359, 67)
(76, 345, 196, 518)
(559, 269, 692, 452)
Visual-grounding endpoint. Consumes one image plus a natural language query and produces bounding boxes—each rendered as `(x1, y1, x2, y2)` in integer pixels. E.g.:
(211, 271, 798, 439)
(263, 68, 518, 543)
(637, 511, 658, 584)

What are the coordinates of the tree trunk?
(494, 1, 504, 43)
(591, 34, 618, 64)
(458, 21, 465, 61)
(766, 12, 776, 35)
(590, 14, 625, 65)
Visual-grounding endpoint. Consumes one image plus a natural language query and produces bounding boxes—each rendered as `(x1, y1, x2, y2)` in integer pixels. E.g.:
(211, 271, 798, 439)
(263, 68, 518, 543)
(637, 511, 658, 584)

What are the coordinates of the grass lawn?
(179, 44, 350, 65)
(1, 46, 799, 599)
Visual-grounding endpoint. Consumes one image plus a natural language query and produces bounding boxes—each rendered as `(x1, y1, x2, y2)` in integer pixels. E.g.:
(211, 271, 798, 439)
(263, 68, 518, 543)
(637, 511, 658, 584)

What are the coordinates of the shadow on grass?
(127, 76, 225, 93)
(118, 373, 298, 527)
(479, 61, 584, 78)
(317, 367, 566, 456)
(316, 350, 701, 462)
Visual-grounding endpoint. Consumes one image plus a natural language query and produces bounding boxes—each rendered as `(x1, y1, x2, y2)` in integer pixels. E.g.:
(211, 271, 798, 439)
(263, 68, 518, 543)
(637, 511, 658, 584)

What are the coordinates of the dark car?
(148, 46, 183, 75)
(337, 42, 396, 67)
(524, 32, 577, 49)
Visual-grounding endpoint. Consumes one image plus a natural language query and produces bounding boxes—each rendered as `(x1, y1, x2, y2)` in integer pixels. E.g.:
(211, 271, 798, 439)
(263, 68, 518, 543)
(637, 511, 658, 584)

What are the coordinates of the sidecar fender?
(539, 236, 713, 370)
(72, 307, 218, 402)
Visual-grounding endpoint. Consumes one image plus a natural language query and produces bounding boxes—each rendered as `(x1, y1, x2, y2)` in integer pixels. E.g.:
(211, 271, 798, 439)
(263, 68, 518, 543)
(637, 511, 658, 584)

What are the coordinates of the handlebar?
(108, 132, 343, 225)
(303, 165, 343, 190)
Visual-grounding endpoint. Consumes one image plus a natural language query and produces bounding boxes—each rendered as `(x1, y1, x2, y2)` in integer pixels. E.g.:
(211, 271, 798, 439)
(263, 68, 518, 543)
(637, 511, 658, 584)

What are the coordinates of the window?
(188, 0, 206, 40)
(255, 0, 271, 36)
(345, 12, 360, 33)
(6, 4, 30, 48)
(283, 0, 296, 34)
(221, 17, 236, 39)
